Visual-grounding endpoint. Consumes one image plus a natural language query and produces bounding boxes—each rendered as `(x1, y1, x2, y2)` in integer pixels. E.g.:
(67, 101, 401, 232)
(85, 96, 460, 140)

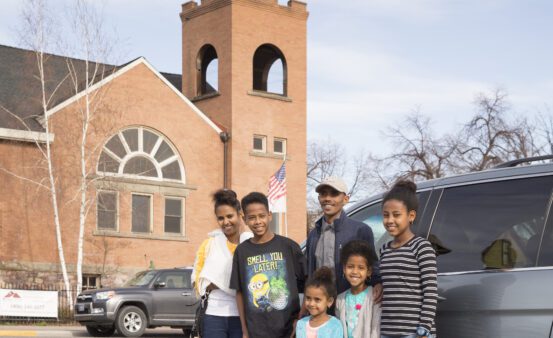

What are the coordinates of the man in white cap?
(305, 176, 382, 299)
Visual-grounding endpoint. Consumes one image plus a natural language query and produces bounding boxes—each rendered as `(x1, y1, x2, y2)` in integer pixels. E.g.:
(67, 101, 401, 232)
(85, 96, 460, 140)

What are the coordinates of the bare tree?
(15, 0, 73, 304)
(536, 109, 553, 155)
(64, 0, 118, 296)
(308, 139, 381, 199)
(0, 0, 118, 300)
(450, 89, 541, 172)
(307, 140, 346, 187)
(382, 111, 456, 181)
(305, 89, 553, 228)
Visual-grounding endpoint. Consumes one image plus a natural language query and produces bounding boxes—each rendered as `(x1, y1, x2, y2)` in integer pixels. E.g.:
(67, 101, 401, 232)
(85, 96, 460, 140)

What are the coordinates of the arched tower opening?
(252, 44, 287, 96)
(196, 44, 218, 96)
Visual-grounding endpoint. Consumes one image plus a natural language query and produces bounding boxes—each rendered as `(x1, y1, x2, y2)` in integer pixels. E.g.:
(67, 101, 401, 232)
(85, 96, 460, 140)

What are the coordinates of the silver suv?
(347, 157, 553, 337)
(74, 268, 198, 337)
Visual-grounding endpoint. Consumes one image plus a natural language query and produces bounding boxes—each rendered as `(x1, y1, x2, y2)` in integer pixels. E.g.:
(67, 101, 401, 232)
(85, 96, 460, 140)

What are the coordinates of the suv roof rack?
(494, 154, 553, 168)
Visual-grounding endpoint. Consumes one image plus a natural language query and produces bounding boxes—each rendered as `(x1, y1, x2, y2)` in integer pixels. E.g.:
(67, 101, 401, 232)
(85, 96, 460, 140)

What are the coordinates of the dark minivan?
(347, 158, 553, 337)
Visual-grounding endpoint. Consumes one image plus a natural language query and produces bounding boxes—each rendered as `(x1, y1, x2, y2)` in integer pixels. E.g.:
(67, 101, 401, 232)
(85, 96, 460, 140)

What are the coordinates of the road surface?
(0, 326, 190, 337)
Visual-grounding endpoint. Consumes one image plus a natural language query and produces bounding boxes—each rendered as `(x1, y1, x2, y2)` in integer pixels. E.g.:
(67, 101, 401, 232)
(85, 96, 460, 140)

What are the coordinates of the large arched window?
(97, 127, 185, 182)
(252, 44, 287, 96)
(196, 44, 218, 96)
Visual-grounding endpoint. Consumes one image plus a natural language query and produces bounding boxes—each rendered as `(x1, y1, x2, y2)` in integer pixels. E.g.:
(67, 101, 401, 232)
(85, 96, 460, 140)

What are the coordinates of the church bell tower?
(180, 0, 308, 242)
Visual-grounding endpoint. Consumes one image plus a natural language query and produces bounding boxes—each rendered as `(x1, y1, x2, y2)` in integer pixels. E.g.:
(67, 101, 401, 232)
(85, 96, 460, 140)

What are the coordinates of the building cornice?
(0, 127, 54, 143)
(181, 0, 308, 20)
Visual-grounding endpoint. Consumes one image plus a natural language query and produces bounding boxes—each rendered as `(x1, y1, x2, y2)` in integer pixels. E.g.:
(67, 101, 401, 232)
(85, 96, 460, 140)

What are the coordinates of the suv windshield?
(124, 270, 157, 287)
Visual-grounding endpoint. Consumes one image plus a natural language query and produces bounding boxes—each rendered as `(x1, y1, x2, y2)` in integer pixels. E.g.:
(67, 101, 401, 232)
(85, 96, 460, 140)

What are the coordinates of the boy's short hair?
(241, 192, 269, 214)
(340, 240, 377, 267)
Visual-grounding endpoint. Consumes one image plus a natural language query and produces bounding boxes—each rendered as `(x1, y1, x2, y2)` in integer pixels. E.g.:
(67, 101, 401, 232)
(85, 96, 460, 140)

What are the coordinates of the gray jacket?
(335, 286, 381, 338)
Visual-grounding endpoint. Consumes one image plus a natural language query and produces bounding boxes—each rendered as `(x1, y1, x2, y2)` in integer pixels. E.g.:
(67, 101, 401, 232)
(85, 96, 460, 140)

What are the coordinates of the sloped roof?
(0, 44, 185, 132)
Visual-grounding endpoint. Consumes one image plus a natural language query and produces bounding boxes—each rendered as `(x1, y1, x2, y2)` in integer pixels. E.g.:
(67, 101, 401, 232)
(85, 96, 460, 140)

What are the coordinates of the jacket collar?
(315, 210, 346, 232)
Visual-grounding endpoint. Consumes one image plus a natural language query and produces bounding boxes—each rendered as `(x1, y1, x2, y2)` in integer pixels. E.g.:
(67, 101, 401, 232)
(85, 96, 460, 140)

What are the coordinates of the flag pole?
(283, 155, 288, 237)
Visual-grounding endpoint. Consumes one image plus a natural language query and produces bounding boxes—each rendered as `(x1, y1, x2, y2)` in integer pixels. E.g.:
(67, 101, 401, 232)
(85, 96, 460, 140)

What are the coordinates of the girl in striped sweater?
(380, 180, 438, 338)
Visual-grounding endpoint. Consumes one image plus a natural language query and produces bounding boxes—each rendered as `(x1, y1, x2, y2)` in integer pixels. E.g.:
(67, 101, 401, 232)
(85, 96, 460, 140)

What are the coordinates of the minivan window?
(428, 176, 553, 273)
(349, 191, 431, 253)
(350, 202, 388, 250)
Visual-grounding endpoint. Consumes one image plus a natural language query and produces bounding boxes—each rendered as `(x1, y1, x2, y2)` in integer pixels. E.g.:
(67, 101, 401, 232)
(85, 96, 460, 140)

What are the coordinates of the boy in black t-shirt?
(230, 192, 306, 338)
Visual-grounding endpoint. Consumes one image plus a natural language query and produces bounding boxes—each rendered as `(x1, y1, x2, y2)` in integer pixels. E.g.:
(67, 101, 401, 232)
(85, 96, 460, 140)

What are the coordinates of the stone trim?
(247, 90, 292, 102)
(249, 151, 290, 160)
(192, 91, 221, 102)
(92, 175, 196, 197)
(93, 230, 189, 242)
(0, 127, 54, 143)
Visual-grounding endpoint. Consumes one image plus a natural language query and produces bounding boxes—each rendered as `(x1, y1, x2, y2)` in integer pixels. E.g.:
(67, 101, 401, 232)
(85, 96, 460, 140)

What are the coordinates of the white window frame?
(273, 137, 287, 155)
(96, 190, 119, 231)
(97, 126, 186, 183)
(253, 134, 267, 153)
(164, 196, 184, 235)
(131, 193, 153, 234)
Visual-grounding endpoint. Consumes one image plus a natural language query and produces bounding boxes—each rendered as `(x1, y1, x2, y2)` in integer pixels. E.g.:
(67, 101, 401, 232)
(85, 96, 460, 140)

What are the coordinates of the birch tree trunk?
(29, 0, 73, 305)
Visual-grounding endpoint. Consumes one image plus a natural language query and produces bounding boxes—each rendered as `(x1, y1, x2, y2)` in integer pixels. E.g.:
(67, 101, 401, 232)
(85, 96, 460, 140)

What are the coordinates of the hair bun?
(313, 266, 334, 282)
(392, 180, 417, 193)
(213, 189, 238, 203)
(212, 189, 241, 212)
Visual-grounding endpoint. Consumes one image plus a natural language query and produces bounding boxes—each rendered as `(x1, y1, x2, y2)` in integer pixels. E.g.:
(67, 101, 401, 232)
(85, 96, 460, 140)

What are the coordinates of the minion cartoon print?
(245, 251, 290, 312)
(248, 273, 271, 310)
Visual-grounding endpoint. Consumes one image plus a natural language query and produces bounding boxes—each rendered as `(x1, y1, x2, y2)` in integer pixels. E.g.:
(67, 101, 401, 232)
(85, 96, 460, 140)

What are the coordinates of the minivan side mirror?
(428, 234, 451, 256)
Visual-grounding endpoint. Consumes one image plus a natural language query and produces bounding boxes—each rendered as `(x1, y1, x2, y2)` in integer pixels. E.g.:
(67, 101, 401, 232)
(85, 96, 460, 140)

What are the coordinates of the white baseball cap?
(315, 176, 348, 194)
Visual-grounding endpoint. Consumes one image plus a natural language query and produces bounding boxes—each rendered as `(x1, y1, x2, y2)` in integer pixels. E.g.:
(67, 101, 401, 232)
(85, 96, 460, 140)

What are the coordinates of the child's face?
(317, 186, 349, 220)
(382, 199, 416, 238)
(215, 205, 242, 238)
(304, 285, 333, 318)
(243, 202, 272, 238)
(343, 255, 371, 289)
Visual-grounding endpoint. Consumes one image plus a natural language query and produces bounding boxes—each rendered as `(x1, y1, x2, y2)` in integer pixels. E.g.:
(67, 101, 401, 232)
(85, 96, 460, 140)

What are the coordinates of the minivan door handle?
(437, 295, 446, 302)
(182, 292, 192, 296)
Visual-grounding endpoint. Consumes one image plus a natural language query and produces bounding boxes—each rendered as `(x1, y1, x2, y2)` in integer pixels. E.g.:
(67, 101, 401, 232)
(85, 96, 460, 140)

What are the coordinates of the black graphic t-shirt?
(230, 235, 306, 338)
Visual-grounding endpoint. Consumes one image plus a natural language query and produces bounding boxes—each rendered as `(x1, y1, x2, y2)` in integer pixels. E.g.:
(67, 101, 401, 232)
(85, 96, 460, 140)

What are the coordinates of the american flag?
(268, 162, 287, 207)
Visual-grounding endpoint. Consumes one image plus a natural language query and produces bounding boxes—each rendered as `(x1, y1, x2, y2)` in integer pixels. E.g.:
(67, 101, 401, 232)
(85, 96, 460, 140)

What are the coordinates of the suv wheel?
(115, 305, 147, 337)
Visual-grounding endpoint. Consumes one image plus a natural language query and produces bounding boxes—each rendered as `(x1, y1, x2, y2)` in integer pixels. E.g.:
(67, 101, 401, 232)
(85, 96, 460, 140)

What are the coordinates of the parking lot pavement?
(0, 326, 189, 337)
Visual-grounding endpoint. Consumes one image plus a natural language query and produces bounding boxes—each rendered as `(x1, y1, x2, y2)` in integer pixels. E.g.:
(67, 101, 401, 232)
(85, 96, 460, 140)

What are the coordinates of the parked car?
(74, 267, 198, 337)
(344, 156, 553, 338)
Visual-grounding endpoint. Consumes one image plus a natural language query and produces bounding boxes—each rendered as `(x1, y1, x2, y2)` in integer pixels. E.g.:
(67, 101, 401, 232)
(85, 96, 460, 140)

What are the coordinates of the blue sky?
(1, 0, 552, 155)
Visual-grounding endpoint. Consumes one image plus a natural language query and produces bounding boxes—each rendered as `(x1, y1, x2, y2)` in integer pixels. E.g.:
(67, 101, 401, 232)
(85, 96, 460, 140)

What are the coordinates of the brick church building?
(0, 0, 308, 287)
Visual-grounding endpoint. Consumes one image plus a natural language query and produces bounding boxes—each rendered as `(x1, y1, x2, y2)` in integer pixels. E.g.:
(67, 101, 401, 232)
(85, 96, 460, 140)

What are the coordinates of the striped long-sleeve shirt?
(379, 236, 438, 336)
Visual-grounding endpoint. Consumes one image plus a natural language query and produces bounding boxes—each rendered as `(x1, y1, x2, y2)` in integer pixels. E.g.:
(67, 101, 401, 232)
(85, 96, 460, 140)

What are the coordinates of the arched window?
(252, 44, 287, 96)
(197, 44, 218, 96)
(97, 127, 185, 182)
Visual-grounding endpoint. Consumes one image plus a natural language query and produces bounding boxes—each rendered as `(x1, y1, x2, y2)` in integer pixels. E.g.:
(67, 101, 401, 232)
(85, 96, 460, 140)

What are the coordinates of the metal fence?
(0, 283, 77, 324)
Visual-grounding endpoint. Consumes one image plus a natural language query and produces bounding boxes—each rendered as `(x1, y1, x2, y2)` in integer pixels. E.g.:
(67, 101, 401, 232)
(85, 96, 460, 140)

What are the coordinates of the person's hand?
(206, 283, 219, 292)
(372, 283, 383, 303)
(290, 319, 298, 338)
